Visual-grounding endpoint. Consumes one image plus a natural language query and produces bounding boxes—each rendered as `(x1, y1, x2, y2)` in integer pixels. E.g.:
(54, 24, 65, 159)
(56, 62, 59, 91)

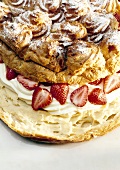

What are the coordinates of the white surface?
(1, 120, 120, 170)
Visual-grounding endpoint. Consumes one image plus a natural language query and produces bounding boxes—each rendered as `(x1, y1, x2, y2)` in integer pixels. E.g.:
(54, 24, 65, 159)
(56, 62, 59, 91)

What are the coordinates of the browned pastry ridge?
(0, 1, 120, 85)
(1, 0, 120, 143)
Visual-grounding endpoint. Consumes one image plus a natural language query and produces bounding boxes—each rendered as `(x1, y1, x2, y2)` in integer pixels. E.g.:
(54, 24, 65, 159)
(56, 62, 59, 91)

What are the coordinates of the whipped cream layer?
(0, 63, 120, 115)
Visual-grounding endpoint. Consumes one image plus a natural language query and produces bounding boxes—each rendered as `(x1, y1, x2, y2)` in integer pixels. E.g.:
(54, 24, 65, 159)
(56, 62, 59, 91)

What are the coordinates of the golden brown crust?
(0, 80, 120, 143)
(1, 0, 120, 144)
(0, 2, 12, 23)
(100, 30, 120, 73)
(2, 115, 120, 143)
(20, 39, 66, 73)
(0, 21, 33, 52)
(0, 1, 120, 84)
(0, 40, 109, 84)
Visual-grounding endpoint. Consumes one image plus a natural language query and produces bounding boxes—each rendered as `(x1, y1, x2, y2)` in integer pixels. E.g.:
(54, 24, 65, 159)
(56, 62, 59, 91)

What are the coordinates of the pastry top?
(0, 2, 12, 23)
(90, 0, 120, 13)
(0, 0, 120, 84)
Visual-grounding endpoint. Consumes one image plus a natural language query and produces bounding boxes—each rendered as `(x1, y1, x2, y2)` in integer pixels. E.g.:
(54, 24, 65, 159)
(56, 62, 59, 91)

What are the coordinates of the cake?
(0, 0, 120, 143)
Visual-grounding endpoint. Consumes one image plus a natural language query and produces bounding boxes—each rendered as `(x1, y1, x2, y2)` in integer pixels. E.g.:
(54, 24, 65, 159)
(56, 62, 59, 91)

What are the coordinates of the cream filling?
(0, 63, 120, 116)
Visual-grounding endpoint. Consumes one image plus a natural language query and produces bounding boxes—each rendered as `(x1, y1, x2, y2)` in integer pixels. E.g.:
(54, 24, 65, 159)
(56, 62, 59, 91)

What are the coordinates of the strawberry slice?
(89, 78, 102, 85)
(103, 74, 120, 94)
(17, 75, 38, 90)
(32, 86, 53, 110)
(88, 88, 107, 105)
(6, 66, 17, 80)
(70, 85, 88, 107)
(50, 83, 69, 105)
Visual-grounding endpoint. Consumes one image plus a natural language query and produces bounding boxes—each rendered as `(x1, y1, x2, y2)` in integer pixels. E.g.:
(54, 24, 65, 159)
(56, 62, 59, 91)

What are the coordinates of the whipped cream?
(0, 63, 120, 115)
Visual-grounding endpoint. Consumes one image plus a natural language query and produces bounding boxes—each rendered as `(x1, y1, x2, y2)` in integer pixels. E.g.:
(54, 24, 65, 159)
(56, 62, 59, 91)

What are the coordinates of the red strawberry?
(70, 85, 88, 107)
(89, 78, 102, 85)
(6, 66, 17, 80)
(32, 86, 53, 110)
(17, 75, 38, 90)
(50, 83, 69, 105)
(88, 88, 107, 105)
(103, 74, 120, 94)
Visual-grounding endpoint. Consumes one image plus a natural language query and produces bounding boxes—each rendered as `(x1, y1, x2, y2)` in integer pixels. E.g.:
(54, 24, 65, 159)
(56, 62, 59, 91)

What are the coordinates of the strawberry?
(6, 66, 17, 80)
(70, 85, 88, 107)
(89, 78, 102, 85)
(88, 88, 107, 105)
(32, 86, 53, 110)
(50, 83, 69, 105)
(17, 75, 38, 90)
(103, 74, 120, 94)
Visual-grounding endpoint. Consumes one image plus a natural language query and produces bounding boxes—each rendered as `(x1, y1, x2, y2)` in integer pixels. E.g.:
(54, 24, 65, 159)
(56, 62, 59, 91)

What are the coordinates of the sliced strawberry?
(88, 88, 107, 105)
(17, 75, 38, 90)
(50, 83, 69, 105)
(89, 78, 102, 85)
(70, 85, 88, 107)
(6, 66, 17, 80)
(103, 74, 120, 94)
(32, 86, 53, 110)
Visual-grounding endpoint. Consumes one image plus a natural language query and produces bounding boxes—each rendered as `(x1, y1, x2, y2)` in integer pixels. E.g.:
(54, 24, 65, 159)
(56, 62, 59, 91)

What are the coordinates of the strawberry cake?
(0, 0, 120, 143)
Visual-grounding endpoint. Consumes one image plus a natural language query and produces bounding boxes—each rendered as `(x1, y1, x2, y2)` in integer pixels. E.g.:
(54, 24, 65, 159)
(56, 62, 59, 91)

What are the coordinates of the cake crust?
(1, 0, 120, 143)
(0, 81, 120, 143)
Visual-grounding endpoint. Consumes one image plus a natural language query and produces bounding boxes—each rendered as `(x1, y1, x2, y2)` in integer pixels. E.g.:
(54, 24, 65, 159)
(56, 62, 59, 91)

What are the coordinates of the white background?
(1, 120, 120, 170)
